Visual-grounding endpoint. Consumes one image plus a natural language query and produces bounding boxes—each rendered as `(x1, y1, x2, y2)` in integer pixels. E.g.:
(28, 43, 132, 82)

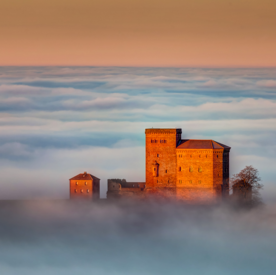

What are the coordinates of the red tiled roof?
(177, 139, 230, 149)
(70, 172, 100, 180)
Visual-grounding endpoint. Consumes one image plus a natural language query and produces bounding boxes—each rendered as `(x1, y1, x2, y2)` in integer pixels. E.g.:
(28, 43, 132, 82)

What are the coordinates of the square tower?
(145, 128, 182, 189)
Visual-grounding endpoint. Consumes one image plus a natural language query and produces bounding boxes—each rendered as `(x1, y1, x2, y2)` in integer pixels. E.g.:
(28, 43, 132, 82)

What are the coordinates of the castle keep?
(107, 128, 231, 202)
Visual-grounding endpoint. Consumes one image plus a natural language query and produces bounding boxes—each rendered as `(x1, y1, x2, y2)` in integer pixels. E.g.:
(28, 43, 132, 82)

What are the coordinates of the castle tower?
(145, 128, 182, 189)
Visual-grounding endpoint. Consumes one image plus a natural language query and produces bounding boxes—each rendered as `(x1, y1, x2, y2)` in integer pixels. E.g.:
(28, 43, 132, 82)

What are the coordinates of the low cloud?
(0, 201, 276, 274)
(257, 80, 276, 88)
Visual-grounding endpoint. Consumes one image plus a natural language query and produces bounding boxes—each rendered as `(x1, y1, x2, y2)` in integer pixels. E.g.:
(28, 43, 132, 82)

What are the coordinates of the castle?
(71, 128, 231, 203)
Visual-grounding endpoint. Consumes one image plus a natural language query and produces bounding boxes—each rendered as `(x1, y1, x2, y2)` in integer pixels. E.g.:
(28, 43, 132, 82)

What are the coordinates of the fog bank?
(0, 200, 275, 275)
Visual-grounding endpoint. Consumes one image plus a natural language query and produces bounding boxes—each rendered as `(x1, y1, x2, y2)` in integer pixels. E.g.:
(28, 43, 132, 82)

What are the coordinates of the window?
(160, 140, 163, 143)
(157, 180, 158, 183)
(199, 155, 201, 158)
(76, 182, 78, 186)
(85, 182, 87, 185)
(198, 166, 202, 173)
(74, 189, 77, 193)
(157, 154, 159, 157)
(190, 155, 192, 158)
(165, 170, 167, 173)
(206, 155, 208, 158)
(189, 166, 193, 172)
(217, 155, 219, 158)
(179, 167, 182, 171)
(81, 189, 83, 193)
(154, 168, 156, 171)
(155, 140, 157, 143)
(164, 140, 167, 143)
(87, 189, 89, 193)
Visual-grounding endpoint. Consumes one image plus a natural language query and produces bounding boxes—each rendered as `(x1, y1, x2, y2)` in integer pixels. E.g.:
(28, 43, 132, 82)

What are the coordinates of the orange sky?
(1, 0, 276, 67)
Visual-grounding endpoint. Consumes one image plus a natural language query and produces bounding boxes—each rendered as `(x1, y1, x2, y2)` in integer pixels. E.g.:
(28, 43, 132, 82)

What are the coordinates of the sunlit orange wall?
(1, 0, 276, 66)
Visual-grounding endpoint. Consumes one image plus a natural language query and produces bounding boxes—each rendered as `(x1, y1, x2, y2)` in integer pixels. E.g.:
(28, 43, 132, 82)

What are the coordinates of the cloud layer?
(0, 67, 275, 200)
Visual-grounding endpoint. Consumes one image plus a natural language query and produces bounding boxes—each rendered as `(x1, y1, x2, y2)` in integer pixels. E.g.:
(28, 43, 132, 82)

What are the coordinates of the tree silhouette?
(231, 165, 263, 206)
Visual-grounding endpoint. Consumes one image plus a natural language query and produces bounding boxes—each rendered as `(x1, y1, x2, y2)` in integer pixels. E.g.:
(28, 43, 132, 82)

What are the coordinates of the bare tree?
(231, 165, 263, 206)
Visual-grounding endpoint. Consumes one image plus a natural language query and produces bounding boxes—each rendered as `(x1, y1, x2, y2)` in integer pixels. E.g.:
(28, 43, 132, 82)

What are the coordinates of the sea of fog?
(0, 200, 276, 275)
(0, 67, 276, 201)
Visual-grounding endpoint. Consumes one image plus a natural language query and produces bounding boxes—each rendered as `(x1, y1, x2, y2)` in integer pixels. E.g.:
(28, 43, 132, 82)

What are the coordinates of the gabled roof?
(177, 139, 230, 149)
(70, 172, 100, 181)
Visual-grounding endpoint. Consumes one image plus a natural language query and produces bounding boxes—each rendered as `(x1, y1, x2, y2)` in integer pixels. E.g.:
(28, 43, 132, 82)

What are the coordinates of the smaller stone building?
(69, 172, 100, 199)
(107, 179, 145, 199)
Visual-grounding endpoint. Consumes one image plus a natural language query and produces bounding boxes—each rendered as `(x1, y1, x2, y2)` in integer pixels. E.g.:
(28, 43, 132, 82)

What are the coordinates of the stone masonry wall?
(70, 179, 93, 199)
(176, 149, 214, 189)
(145, 129, 181, 189)
(213, 149, 224, 197)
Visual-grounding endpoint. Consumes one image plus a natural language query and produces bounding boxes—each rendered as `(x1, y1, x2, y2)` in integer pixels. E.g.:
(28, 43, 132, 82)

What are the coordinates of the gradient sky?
(1, 0, 276, 66)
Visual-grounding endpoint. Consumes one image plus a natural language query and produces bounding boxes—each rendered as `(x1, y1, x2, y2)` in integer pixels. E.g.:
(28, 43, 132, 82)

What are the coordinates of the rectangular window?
(165, 170, 167, 173)
(179, 167, 181, 171)
(157, 154, 159, 157)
